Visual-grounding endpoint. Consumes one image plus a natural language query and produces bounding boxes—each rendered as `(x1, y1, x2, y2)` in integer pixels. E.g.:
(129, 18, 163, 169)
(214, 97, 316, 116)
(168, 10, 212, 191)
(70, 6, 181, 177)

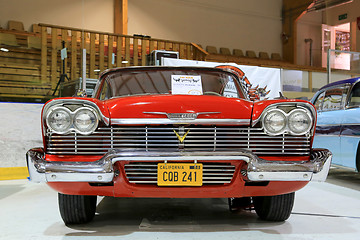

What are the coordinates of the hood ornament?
(143, 112, 220, 120)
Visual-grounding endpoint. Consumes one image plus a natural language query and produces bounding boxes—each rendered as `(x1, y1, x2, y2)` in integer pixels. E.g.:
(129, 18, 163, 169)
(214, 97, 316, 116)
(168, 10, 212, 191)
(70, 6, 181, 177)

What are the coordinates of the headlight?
(47, 107, 72, 133)
(261, 105, 314, 136)
(262, 109, 286, 135)
(45, 105, 99, 135)
(288, 109, 311, 135)
(73, 108, 98, 134)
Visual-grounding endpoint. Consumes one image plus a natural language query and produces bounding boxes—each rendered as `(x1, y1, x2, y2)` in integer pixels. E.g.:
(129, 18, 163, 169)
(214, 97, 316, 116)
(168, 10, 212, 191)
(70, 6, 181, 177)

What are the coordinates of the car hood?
(103, 95, 253, 121)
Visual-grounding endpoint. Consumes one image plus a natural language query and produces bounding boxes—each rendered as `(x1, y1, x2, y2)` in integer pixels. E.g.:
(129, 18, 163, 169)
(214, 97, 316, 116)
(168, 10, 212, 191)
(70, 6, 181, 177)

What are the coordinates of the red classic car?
(27, 66, 332, 224)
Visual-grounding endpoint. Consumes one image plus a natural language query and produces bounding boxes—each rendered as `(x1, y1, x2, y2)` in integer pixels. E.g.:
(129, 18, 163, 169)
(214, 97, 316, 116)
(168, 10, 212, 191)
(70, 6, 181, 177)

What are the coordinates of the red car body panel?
(48, 181, 308, 198)
(103, 95, 253, 120)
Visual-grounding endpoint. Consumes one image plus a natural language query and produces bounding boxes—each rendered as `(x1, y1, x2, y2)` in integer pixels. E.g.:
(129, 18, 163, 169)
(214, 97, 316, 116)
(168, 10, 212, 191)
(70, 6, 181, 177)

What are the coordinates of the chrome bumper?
(26, 148, 332, 183)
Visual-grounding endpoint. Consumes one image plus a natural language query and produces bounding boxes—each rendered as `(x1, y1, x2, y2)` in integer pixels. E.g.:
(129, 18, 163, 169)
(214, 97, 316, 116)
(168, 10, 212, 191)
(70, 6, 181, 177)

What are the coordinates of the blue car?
(311, 77, 360, 172)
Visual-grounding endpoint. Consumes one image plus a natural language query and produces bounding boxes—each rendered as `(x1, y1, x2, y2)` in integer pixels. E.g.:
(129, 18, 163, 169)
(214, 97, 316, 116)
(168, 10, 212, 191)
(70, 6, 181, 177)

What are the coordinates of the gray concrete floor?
(1, 166, 360, 240)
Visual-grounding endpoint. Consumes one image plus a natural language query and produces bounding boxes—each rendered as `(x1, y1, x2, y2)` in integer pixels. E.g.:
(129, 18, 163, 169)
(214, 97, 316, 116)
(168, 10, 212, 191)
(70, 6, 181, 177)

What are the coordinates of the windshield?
(96, 67, 246, 100)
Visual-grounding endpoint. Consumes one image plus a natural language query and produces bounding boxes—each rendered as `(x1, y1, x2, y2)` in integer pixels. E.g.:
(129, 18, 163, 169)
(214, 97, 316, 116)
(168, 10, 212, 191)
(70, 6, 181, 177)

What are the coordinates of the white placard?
(163, 58, 281, 99)
(61, 48, 67, 60)
(171, 75, 203, 95)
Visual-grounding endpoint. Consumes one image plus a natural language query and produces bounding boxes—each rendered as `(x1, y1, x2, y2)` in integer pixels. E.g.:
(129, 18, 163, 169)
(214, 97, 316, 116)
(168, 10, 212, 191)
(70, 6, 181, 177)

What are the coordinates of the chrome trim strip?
(316, 134, 360, 139)
(143, 111, 221, 120)
(314, 134, 339, 137)
(110, 118, 250, 125)
(340, 135, 360, 138)
(317, 123, 360, 127)
(316, 124, 342, 127)
(248, 172, 312, 181)
(27, 148, 332, 183)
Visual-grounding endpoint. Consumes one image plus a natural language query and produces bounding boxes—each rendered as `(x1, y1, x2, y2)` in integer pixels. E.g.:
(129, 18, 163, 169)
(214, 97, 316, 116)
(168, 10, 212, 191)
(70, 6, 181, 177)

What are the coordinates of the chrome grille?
(124, 162, 236, 185)
(46, 126, 311, 155)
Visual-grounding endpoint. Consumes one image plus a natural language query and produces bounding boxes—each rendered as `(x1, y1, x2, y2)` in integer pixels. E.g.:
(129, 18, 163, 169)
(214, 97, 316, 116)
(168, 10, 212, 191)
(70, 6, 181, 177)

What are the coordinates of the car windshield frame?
(94, 67, 247, 100)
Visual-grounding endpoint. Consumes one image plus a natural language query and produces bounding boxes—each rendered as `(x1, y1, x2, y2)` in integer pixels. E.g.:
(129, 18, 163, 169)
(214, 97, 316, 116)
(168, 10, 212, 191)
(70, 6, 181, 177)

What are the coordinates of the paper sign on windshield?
(171, 75, 203, 95)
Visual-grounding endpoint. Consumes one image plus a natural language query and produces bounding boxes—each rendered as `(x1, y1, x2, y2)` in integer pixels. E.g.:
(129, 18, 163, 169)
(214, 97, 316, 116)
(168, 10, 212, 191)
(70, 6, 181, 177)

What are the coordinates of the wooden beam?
(71, 31, 77, 80)
(282, 0, 313, 64)
(116, 36, 123, 67)
(89, 33, 96, 78)
(40, 26, 47, 83)
(108, 35, 114, 69)
(99, 34, 105, 71)
(114, 0, 128, 35)
(51, 28, 58, 89)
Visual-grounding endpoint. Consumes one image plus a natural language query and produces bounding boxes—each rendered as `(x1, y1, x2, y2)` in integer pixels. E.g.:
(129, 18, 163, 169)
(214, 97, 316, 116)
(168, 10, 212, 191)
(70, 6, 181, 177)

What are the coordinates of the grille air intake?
(46, 126, 311, 156)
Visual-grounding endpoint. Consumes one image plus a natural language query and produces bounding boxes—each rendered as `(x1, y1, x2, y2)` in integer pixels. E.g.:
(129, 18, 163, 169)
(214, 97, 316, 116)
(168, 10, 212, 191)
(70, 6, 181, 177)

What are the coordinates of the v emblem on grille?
(173, 129, 190, 143)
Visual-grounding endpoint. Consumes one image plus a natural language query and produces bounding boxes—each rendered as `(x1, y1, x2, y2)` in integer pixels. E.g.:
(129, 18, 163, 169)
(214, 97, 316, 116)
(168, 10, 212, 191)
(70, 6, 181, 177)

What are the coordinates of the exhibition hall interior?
(1, 0, 360, 239)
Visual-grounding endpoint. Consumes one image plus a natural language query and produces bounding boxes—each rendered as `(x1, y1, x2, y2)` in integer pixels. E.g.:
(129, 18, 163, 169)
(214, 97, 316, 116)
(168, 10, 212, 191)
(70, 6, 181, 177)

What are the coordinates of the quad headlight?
(73, 108, 98, 134)
(263, 109, 286, 135)
(47, 107, 72, 133)
(46, 106, 99, 135)
(262, 107, 313, 136)
(288, 109, 312, 135)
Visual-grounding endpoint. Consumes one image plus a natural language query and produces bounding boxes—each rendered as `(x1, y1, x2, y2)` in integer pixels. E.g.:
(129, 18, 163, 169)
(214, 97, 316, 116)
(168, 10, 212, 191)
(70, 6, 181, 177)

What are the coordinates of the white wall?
(128, 0, 283, 55)
(0, 0, 113, 32)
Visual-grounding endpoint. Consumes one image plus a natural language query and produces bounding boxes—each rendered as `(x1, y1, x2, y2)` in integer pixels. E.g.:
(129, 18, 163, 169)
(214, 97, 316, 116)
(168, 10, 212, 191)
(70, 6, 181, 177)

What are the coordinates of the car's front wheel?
(356, 142, 360, 173)
(253, 192, 295, 221)
(58, 193, 97, 224)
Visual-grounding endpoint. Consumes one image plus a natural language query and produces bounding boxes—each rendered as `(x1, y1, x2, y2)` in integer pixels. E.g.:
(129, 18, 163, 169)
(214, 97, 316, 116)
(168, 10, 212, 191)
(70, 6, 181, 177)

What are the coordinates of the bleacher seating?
(206, 46, 218, 54)
(8, 20, 25, 32)
(271, 53, 282, 61)
(259, 52, 270, 59)
(0, 33, 19, 47)
(219, 47, 231, 55)
(27, 36, 41, 49)
(233, 49, 244, 57)
(246, 50, 257, 58)
(32, 24, 41, 33)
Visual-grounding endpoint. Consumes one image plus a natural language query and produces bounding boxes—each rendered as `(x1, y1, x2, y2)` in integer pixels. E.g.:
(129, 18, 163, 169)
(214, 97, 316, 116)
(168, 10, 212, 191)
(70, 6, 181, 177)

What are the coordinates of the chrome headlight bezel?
(260, 104, 315, 136)
(45, 105, 99, 135)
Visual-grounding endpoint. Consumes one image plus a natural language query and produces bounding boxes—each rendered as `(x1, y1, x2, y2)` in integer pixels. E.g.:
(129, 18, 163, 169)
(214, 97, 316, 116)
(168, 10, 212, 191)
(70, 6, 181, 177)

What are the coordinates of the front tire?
(253, 192, 295, 221)
(58, 193, 97, 224)
(356, 143, 360, 172)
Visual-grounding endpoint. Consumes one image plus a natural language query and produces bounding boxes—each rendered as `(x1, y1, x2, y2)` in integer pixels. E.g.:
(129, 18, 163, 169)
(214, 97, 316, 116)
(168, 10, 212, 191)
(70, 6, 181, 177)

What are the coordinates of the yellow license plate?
(157, 163, 203, 186)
